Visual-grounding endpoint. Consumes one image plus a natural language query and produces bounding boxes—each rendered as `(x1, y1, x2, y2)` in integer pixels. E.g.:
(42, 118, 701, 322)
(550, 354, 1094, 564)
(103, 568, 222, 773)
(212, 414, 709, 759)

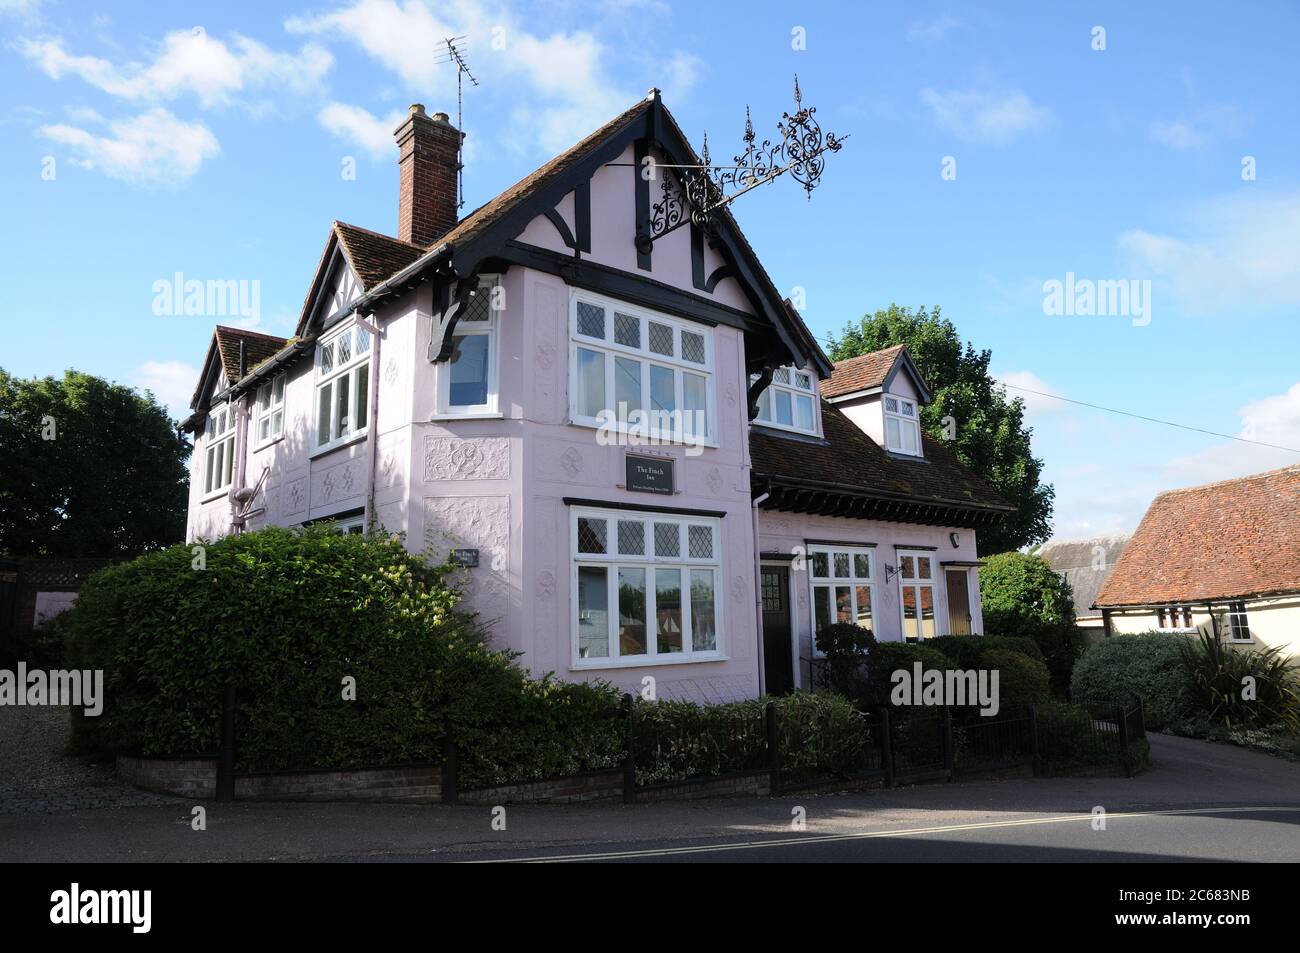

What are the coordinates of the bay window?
(570, 292, 713, 444)
(754, 365, 818, 434)
(202, 403, 236, 498)
(884, 394, 921, 455)
(898, 551, 937, 640)
(572, 506, 722, 666)
(437, 276, 500, 416)
(315, 322, 371, 451)
(809, 545, 874, 654)
(254, 374, 285, 446)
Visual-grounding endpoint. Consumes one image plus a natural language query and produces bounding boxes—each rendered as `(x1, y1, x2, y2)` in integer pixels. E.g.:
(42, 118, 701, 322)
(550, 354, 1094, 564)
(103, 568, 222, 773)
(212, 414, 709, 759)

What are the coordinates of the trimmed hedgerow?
(62, 525, 626, 781)
(929, 634, 1045, 668)
(1069, 632, 1194, 730)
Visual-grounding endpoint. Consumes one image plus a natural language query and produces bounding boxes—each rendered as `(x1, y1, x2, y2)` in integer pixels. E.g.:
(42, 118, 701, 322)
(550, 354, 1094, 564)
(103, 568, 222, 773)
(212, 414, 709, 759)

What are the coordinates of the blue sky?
(3, 0, 1298, 540)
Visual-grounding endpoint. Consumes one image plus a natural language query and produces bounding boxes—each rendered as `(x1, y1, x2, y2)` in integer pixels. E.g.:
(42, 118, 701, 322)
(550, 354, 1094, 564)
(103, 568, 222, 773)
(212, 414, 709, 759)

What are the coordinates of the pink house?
(181, 91, 1012, 702)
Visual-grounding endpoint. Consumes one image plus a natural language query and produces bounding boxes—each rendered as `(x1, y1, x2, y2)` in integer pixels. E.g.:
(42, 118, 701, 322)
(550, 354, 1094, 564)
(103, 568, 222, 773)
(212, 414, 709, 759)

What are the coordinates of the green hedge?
(929, 634, 1045, 668)
(61, 526, 626, 783)
(1069, 633, 1194, 730)
(632, 692, 865, 786)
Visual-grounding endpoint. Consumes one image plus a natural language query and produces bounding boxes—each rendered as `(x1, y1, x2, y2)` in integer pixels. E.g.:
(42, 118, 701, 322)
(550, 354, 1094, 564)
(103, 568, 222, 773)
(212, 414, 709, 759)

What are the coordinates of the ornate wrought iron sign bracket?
(636, 76, 846, 255)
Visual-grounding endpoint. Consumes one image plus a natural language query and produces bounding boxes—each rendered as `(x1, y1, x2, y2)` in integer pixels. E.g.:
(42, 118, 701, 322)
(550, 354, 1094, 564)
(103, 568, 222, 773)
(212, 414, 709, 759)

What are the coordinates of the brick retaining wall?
(115, 756, 441, 803)
(637, 770, 770, 802)
(459, 770, 624, 805)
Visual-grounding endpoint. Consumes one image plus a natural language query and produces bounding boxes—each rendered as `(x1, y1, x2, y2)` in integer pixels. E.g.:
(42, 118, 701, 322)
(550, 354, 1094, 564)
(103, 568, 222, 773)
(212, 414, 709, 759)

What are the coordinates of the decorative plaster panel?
(423, 436, 510, 482)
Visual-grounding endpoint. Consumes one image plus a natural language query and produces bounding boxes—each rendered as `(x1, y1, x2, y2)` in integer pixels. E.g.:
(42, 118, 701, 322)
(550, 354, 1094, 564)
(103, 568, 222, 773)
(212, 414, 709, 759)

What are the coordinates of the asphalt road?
(2, 733, 1298, 863)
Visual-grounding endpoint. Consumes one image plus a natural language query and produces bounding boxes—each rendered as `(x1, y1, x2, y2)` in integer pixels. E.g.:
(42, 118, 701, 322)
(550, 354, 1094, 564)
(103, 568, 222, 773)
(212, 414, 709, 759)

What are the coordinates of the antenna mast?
(435, 35, 478, 210)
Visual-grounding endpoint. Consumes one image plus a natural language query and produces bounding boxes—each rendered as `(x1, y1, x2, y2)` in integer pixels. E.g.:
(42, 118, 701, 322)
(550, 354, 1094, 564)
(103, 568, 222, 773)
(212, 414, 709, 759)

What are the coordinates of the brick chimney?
(394, 104, 462, 246)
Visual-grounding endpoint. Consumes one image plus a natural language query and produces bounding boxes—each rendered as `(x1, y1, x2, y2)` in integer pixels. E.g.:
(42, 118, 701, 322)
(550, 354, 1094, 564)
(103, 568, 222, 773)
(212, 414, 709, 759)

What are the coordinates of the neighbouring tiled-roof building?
(179, 91, 1012, 702)
(1038, 534, 1129, 630)
(1094, 464, 1300, 656)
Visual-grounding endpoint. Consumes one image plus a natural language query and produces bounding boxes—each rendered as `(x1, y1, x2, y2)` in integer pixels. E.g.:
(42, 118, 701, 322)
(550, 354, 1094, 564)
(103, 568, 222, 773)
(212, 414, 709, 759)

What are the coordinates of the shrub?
(870, 641, 950, 703)
(1069, 633, 1193, 730)
(12, 609, 72, 669)
(632, 691, 865, 786)
(62, 525, 626, 782)
(979, 552, 1084, 692)
(1036, 699, 1138, 770)
(1176, 630, 1299, 732)
(813, 622, 877, 699)
(981, 648, 1050, 715)
(930, 634, 1044, 668)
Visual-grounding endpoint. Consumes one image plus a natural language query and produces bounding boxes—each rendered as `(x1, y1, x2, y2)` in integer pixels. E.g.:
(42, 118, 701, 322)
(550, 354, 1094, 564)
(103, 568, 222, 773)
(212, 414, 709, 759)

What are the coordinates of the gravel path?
(0, 706, 175, 815)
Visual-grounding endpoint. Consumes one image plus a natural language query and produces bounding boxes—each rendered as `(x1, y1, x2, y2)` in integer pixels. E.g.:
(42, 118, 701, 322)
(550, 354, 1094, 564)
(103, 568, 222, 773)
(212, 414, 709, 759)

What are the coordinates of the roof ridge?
(213, 325, 288, 343)
(333, 220, 425, 251)
(1155, 463, 1300, 498)
(831, 343, 905, 367)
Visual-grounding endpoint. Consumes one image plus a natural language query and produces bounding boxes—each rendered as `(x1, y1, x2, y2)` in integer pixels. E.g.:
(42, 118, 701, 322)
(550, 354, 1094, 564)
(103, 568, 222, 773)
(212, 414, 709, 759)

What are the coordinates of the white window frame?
(201, 402, 236, 501)
(570, 505, 724, 669)
(568, 290, 717, 448)
(1156, 605, 1195, 631)
(313, 320, 372, 455)
(897, 550, 938, 641)
(253, 373, 286, 448)
(333, 513, 366, 535)
(884, 393, 922, 456)
(753, 365, 819, 435)
(807, 545, 875, 657)
(1226, 601, 1251, 642)
(434, 274, 501, 419)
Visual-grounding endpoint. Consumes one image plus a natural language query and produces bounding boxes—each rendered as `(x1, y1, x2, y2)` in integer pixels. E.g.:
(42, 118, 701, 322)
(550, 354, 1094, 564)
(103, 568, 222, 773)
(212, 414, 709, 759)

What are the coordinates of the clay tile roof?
(332, 221, 425, 290)
(749, 400, 1012, 516)
(821, 345, 908, 398)
(1096, 464, 1300, 606)
(1038, 534, 1129, 619)
(430, 98, 654, 252)
(212, 326, 288, 381)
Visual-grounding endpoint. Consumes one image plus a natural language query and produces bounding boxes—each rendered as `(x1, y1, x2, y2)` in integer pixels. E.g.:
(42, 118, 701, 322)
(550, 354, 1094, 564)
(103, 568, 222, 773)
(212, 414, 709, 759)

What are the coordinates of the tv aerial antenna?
(434, 35, 478, 210)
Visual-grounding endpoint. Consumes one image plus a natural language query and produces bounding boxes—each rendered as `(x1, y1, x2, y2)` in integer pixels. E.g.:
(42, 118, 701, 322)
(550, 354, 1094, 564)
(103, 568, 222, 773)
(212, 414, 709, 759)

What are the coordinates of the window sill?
(430, 411, 504, 422)
(568, 417, 719, 451)
(310, 430, 369, 460)
(752, 419, 821, 439)
(252, 434, 285, 453)
(200, 488, 230, 504)
(571, 652, 728, 671)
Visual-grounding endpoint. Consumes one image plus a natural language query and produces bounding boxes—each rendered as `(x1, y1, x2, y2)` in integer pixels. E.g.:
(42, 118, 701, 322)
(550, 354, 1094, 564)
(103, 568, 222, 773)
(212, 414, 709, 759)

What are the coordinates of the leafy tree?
(979, 551, 1083, 693)
(827, 304, 1054, 553)
(0, 368, 190, 558)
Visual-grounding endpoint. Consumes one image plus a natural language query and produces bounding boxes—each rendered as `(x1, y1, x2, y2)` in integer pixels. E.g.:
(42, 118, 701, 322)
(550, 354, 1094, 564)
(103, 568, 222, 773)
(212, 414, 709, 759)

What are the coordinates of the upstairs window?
(884, 394, 922, 455)
(203, 403, 236, 498)
(754, 366, 818, 435)
(570, 292, 713, 445)
(437, 276, 500, 417)
(315, 322, 371, 452)
(254, 374, 285, 446)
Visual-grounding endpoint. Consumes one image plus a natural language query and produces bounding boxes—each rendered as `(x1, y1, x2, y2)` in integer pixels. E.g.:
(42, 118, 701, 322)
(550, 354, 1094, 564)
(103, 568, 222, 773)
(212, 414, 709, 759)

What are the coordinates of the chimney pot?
(409, 103, 427, 117)
(432, 111, 451, 123)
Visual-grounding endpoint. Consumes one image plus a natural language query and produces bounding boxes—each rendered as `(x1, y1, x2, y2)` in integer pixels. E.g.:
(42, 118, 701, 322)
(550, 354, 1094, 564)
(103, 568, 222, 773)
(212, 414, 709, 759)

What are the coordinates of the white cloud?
(134, 359, 200, 419)
(920, 84, 1052, 145)
(287, 0, 644, 156)
(0, 0, 41, 18)
(907, 16, 961, 42)
(1118, 189, 1300, 314)
(318, 102, 405, 157)
(1149, 105, 1246, 151)
(39, 108, 219, 185)
(995, 370, 1065, 417)
(20, 29, 332, 109)
(1162, 382, 1300, 487)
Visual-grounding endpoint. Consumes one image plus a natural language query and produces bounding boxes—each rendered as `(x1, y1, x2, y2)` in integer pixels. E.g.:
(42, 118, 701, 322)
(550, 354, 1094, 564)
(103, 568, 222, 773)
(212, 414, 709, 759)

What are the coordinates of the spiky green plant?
(1177, 629, 1299, 732)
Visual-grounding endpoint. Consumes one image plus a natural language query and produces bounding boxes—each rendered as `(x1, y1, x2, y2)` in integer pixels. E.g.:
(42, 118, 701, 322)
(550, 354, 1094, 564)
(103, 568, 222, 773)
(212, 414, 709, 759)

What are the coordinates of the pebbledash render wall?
(757, 510, 984, 690)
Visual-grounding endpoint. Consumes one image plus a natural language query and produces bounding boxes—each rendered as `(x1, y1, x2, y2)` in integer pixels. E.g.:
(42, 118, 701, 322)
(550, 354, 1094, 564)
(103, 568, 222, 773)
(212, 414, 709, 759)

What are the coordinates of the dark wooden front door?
(945, 569, 972, 635)
(761, 564, 794, 695)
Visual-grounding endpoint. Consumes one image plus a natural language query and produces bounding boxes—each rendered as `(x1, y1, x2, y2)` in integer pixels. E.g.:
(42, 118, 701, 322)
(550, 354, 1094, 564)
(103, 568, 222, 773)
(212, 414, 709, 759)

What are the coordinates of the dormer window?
(884, 395, 921, 455)
(754, 366, 818, 435)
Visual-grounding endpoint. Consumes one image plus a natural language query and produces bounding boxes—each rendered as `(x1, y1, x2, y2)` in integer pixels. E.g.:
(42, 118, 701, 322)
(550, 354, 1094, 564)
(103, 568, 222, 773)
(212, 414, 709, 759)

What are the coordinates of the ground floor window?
(808, 545, 874, 654)
(1157, 605, 1194, 630)
(897, 551, 937, 640)
(1227, 601, 1251, 641)
(572, 506, 721, 666)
